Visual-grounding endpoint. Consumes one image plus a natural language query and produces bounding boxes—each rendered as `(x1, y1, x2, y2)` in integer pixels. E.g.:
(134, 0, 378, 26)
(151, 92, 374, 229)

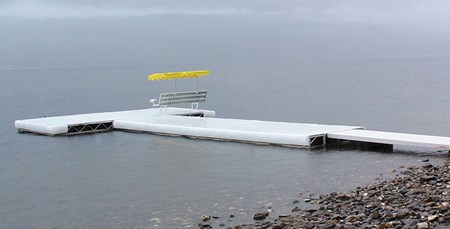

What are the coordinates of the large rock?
(253, 210, 269, 220)
(402, 218, 420, 226)
(417, 222, 429, 229)
(421, 175, 436, 182)
(201, 215, 211, 222)
(396, 208, 410, 219)
(370, 211, 382, 219)
(272, 223, 284, 229)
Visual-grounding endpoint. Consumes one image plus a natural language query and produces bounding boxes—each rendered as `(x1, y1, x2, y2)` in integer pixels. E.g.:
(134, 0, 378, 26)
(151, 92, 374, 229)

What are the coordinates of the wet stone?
(253, 210, 269, 221)
(201, 215, 211, 222)
(396, 208, 410, 219)
(403, 218, 420, 226)
(304, 208, 317, 213)
(370, 211, 382, 219)
(421, 175, 436, 181)
(199, 223, 212, 229)
(384, 221, 394, 228)
(417, 222, 429, 229)
(272, 223, 284, 229)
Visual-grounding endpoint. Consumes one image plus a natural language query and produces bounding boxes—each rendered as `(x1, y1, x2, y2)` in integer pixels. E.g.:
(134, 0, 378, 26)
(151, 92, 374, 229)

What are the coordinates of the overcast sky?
(2, 0, 450, 26)
(1, 0, 450, 68)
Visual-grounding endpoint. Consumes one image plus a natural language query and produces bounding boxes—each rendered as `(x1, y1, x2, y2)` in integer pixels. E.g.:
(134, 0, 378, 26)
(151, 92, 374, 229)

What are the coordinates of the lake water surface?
(1, 57, 449, 228)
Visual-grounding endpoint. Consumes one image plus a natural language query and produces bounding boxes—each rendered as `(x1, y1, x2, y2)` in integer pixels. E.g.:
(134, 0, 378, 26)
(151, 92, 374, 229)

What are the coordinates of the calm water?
(1, 57, 449, 228)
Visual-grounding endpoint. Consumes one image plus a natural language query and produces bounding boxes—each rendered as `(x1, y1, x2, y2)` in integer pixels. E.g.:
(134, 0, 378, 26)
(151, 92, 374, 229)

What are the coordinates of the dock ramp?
(328, 130, 450, 150)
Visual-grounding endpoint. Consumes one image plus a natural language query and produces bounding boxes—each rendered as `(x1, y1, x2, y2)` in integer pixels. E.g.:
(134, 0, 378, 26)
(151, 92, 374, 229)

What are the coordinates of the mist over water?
(1, 2, 450, 228)
(2, 3, 450, 70)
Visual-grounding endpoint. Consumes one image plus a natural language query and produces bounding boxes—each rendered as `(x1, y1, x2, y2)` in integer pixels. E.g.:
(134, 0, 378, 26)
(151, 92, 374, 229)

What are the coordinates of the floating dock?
(16, 69, 450, 151)
(14, 108, 450, 150)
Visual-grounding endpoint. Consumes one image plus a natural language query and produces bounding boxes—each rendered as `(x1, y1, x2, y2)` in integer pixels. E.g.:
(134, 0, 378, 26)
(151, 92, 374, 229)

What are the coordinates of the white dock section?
(328, 130, 450, 150)
(114, 116, 363, 147)
(15, 108, 215, 135)
(15, 107, 450, 150)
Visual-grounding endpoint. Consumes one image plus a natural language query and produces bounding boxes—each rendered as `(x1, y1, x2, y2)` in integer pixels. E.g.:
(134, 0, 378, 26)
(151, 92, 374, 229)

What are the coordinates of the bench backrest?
(159, 90, 207, 106)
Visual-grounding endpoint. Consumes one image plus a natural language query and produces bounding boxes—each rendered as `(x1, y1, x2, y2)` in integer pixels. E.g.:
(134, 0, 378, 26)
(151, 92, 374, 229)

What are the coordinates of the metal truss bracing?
(180, 112, 204, 117)
(310, 135, 326, 148)
(67, 121, 113, 134)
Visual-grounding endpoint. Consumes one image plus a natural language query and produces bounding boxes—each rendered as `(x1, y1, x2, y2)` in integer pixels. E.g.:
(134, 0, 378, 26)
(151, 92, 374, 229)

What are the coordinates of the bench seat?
(150, 90, 207, 110)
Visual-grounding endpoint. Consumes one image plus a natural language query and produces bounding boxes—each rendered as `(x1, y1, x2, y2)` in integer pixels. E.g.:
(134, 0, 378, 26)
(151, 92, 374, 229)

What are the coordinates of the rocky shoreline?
(200, 160, 450, 229)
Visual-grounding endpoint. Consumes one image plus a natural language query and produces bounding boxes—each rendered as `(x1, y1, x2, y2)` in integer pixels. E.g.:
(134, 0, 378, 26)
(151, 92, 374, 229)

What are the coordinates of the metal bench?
(150, 90, 207, 110)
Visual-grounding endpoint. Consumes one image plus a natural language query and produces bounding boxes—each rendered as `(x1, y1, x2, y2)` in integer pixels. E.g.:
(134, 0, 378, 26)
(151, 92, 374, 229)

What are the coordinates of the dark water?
(1, 57, 449, 228)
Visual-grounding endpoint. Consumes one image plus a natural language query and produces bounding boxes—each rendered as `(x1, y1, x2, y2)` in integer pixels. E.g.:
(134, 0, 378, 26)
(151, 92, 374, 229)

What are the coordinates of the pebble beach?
(199, 158, 450, 229)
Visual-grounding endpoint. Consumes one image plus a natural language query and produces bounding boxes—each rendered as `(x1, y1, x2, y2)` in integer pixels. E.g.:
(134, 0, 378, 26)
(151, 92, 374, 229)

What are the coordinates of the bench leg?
(160, 105, 168, 113)
(191, 103, 199, 109)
